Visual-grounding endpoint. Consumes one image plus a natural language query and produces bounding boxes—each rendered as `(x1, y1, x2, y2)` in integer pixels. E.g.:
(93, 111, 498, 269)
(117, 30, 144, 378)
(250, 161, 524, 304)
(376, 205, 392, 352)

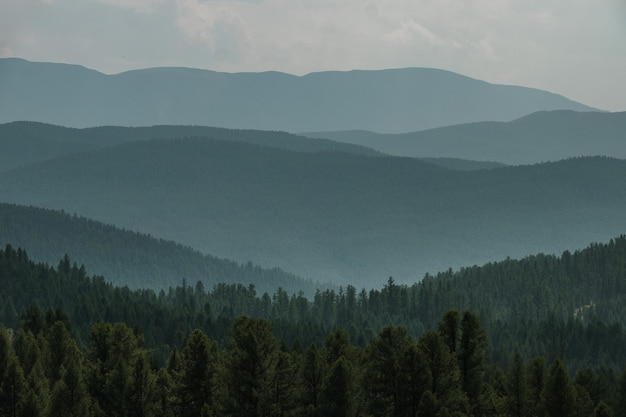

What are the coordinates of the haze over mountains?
(0, 58, 598, 133)
(304, 110, 626, 165)
(1, 59, 624, 291)
(1, 124, 625, 287)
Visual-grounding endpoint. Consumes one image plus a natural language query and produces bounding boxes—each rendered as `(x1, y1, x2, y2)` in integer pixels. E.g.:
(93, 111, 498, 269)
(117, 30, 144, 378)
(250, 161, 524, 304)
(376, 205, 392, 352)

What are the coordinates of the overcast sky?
(1, 0, 624, 111)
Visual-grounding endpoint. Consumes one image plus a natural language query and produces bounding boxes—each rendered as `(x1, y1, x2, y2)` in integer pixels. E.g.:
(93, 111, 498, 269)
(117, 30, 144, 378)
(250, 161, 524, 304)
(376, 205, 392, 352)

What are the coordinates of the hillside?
(0, 133, 625, 287)
(2, 233, 626, 371)
(0, 58, 597, 133)
(0, 203, 320, 295)
(0, 121, 379, 172)
(303, 110, 626, 165)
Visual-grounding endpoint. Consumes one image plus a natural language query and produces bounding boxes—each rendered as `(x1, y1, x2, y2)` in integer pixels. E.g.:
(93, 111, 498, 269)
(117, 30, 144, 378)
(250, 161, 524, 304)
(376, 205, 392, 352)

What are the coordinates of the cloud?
(176, 0, 252, 63)
(0, 0, 624, 109)
(384, 19, 444, 46)
(0, 46, 15, 58)
(96, 0, 165, 13)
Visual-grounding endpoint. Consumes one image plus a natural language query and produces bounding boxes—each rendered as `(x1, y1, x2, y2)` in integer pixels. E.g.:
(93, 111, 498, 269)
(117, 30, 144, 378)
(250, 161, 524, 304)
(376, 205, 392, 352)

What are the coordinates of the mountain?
(303, 110, 626, 165)
(0, 203, 320, 295)
(0, 58, 598, 133)
(0, 121, 379, 172)
(0, 129, 625, 287)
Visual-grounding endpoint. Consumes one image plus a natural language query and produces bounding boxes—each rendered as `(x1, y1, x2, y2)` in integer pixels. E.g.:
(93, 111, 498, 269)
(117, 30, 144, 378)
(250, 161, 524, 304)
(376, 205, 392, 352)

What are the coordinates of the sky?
(1, 0, 625, 111)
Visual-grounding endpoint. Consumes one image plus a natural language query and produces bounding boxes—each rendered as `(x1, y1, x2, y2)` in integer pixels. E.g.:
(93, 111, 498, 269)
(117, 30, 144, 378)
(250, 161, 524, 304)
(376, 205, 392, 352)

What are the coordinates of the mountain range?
(303, 110, 626, 165)
(0, 58, 597, 133)
(1, 123, 625, 287)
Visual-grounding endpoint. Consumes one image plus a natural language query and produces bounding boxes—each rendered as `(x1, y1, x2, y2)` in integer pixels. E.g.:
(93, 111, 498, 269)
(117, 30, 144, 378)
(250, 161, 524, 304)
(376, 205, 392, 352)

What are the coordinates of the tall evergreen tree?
(47, 352, 92, 417)
(222, 316, 278, 417)
(362, 325, 414, 417)
(544, 359, 576, 417)
(0, 351, 27, 417)
(417, 330, 468, 415)
(178, 329, 217, 417)
(319, 357, 355, 417)
(298, 344, 325, 416)
(506, 351, 526, 417)
(438, 310, 461, 354)
(526, 356, 546, 417)
(458, 310, 488, 410)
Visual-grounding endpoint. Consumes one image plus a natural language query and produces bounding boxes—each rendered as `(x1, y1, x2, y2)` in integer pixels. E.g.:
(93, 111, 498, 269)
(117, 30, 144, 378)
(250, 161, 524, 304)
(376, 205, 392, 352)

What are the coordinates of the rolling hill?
(0, 131, 625, 287)
(303, 110, 626, 165)
(0, 58, 598, 133)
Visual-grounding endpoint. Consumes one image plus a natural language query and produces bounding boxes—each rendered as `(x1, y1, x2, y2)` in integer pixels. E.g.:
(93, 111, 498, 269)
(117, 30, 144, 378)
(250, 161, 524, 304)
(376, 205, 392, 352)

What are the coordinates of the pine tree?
(319, 357, 355, 417)
(526, 356, 546, 417)
(298, 344, 325, 416)
(506, 351, 526, 417)
(362, 325, 414, 417)
(458, 310, 488, 409)
(222, 316, 278, 417)
(438, 310, 460, 354)
(544, 359, 576, 417)
(178, 329, 217, 417)
(0, 351, 27, 417)
(47, 353, 92, 417)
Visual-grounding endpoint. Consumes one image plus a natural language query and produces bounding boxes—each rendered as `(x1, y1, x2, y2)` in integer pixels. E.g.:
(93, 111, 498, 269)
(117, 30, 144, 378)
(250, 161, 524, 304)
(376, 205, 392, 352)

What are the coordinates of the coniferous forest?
(2, 235, 626, 417)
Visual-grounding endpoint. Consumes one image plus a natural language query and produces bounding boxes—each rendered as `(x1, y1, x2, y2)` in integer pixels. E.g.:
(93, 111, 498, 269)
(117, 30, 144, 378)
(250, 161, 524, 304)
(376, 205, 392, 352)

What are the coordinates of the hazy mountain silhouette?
(303, 110, 626, 165)
(0, 121, 379, 172)
(0, 131, 624, 287)
(0, 58, 598, 133)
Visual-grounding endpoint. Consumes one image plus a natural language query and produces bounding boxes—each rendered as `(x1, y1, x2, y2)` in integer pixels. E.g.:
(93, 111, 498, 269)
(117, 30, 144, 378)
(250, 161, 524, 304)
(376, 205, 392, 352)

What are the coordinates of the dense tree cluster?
(3, 236, 626, 371)
(1, 311, 625, 417)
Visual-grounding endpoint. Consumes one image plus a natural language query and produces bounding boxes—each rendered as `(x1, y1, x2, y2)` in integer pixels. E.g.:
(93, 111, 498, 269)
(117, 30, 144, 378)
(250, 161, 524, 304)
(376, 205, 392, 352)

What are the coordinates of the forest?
(2, 234, 626, 416)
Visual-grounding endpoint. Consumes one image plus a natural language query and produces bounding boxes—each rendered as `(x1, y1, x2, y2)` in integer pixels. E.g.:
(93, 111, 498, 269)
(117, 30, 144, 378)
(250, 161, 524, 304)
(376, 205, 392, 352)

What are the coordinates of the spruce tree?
(543, 359, 576, 417)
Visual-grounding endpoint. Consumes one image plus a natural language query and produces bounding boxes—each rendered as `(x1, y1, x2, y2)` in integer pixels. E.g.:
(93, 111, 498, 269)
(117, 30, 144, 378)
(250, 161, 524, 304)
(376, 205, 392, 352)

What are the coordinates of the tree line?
(2, 309, 625, 417)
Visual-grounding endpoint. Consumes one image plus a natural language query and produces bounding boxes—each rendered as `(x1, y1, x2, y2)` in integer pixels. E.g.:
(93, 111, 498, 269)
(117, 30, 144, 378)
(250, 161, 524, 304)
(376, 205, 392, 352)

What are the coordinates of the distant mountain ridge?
(1, 129, 625, 287)
(0, 58, 598, 133)
(303, 110, 626, 165)
(0, 121, 379, 172)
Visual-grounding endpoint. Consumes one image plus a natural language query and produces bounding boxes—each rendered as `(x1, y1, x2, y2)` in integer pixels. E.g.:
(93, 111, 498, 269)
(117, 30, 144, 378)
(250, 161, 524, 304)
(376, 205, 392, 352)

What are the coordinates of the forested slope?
(2, 235, 626, 417)
(0, 203, 318, 295)
(2, 234, 626, 370)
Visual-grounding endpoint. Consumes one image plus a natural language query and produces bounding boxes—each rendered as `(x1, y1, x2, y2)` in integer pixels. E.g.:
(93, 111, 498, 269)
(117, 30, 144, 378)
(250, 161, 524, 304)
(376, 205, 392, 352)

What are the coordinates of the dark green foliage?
(0, 351, 27, 417)
(222, 316, 278, 417)
(297, 345, 325, 415)
(505, 352, 526, 417)
(0, 306, 622, 417)
(362, 325, 415, 417)
(544, 359, 576, 417)
(177, 329, 217, 417)
(594, 401, 614, 417)
(319, 357, 355, 417)
(458, 310, 488, 409)
(526, 357, 546, 417)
